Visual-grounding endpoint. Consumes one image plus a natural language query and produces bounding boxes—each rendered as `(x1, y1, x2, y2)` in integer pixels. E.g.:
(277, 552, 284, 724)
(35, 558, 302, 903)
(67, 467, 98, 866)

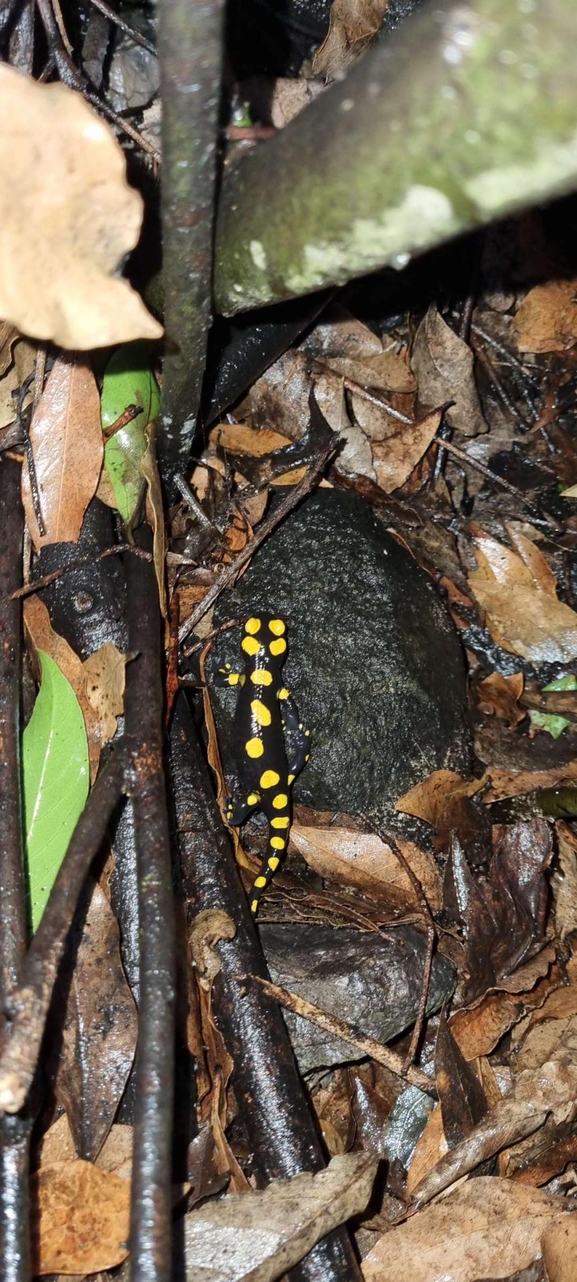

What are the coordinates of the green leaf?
(23, 651, 89, 932)
(101, 341, 160, 523)
(529, 673, 577, 740)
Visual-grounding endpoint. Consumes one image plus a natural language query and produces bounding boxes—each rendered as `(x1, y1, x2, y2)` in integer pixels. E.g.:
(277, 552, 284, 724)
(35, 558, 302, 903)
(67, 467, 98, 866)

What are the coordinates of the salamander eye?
(268, 619, 285, 636)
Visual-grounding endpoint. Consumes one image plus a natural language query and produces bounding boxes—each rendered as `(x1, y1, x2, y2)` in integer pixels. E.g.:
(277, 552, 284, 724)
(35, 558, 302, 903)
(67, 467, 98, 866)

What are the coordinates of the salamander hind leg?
(278, 687, 311, 779)
(250, 800, 291, 916)
(222, 790, 261, 826)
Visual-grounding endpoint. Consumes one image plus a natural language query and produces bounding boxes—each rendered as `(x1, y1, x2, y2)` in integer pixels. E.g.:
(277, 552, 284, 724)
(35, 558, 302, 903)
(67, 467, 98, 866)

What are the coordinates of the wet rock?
(259, 921, 455, 1073)
(212, 488, 470, 817)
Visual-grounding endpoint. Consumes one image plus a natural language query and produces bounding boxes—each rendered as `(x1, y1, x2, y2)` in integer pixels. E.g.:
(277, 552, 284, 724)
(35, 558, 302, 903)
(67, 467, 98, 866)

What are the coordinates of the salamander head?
(240, 613, 288, 665)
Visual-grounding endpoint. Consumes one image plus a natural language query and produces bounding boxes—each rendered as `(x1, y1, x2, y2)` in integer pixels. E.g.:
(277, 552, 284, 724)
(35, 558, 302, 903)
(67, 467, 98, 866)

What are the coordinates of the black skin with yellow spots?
(216, 614, 310, 915)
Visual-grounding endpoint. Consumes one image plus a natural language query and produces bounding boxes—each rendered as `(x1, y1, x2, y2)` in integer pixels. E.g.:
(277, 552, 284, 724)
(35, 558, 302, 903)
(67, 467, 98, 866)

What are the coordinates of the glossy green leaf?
(101, 341, 160, 522)
(23, 651, 89, 932)
(529, 673, 577, 741)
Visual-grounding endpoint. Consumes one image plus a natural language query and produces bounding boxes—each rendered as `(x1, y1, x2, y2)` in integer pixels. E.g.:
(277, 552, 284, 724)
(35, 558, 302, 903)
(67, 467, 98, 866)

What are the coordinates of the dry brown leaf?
(449, 968, 563, 1061)
(36, 1114, 133, 1182)
(21, 354, 103, 550)
(411, 305, 488, 437)
(370, 408, 442, 494)
(468, 531, 577, 663)
(290, 824, 441, 912)
(396, 769, 484, 826)
(308, 312, 416, 395)
(0, 64, 162, 349)
(212, 421, 292, 456)
(31, 1159, 130, 1275)
(482, 761, 577, 802)
(0, 323, 36, 429)
(362, 1178, 567, 1282)
(477, 672, 525, 727)
(542, 1210, 577, 1282)
(83, 643, 127, 744)
(406, 1102, 447, 1196)
(513, 279, 577, 354)
(553, 823, 577, 942)
(312, 0, 389, 78)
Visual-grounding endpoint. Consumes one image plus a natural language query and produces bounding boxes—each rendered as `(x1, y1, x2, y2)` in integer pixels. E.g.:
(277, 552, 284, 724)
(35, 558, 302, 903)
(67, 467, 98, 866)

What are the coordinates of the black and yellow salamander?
(217, 614, 310, 916)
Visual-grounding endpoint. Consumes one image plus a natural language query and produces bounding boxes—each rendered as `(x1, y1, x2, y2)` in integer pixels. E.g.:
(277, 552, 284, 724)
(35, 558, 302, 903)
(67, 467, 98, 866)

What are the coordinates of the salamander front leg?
(222, 789, 261, 826)
(278, 687, 311, 778)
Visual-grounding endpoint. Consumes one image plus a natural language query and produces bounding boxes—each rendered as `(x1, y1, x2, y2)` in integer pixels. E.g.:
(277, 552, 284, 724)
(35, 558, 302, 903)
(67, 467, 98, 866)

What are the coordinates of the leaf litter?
(8, 19, 577, 1282)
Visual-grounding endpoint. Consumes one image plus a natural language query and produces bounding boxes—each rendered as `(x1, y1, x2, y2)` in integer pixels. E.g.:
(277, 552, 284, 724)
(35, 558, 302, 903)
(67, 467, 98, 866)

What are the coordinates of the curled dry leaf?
(411, 305, 487, 437)
(183, 1151, 377, 1282)
(362, 1178, 568, 1282)
(83, 642, 127, 744)
(513, 278, 577, 354)
(468, 530, 577, 663)
(0, 64, 162, 349)
(290, 823, 441, 912)
(370, 408, 442, 495)
(477, 671, 525, 727)
(312, 0, 389, 77)
(31, 1159, 130, 1275)
(21, 355, 103, 550)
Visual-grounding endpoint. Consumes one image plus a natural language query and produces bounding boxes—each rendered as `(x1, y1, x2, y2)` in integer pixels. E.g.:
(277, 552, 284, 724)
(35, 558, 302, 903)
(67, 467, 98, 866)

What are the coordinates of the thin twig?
(86, 0, 157, 54)
(470, 322, 541, 393)
(471, 335, 530, 428)
(342, 377, 413, 424)
(178, 435, 339, 644)
(102, 404, 144, 439)
(17, 373, 45, 538)
(433, 435, 561, 529)
(246, 975, 435, 1095)
(2, 543, 152, 606)
(0, 750, 127, 1114)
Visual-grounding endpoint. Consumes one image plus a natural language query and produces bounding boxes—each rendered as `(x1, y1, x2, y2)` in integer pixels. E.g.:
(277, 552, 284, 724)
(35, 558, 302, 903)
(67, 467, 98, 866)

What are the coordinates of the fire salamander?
(217, 615, 310, 916)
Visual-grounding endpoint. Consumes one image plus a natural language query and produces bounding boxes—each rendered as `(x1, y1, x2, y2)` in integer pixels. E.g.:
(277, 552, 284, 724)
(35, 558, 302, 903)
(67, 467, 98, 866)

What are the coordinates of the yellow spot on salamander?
(251, 698, 271, 727)
(246, 738, 264, 758)
(242, 635, 261, 656)
(269, 637, 287, 657)
(260, 769, 280, 788)
(287, 773, 295, 785)
(254, 875, 267, 888)
(271, 816, 290, 829)
(278, 687, 289, 700)
(270, 836, 285, 850)
(245, 617, 261, 634)
(250, 899, 259, 913)
(267, 856, 280, 871)
(228, 673, 241, 685)
(247, 792, 260, 805)
(304, 753, 310, 762)
(251, 669, 273, 685)
(273, 793, 288, 809)
(269, 619, 286, 636)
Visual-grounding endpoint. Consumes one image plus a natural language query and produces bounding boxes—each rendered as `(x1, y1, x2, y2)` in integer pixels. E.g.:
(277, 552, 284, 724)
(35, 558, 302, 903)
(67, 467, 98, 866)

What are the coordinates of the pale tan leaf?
(21, 354, 103, 550)
(371, 408, 442, 494)
(468, 533, 577, 663)
(31, 1159, 130, 1275)
(506, 525, 559, 597)
(553, 823, 577, 942)
(83, 643, 127, 743)
(411, 305, 488, 436)
(542, 1206, 577, 1282)
(0, 64, 162, 349)
(362, 1178, 567, 1282)
(513, 279, 577, 354)
(290, 824, 441, 912)
(312, 0, 390, 78)
(212, 421, 292, 456)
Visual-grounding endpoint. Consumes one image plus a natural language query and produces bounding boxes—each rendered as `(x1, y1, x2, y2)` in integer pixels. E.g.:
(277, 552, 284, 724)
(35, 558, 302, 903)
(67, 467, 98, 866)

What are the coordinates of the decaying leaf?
(0, 322, 36, 429)
(448, 967, 563, 1061)
(31, 1159, 130, 1275)
(468, 530, 577, 663)
(542, 1210, 577, 1282)
(435, 1010, 489, 1148)
(411, 305, 487, 437)
(513, 278, 577, 353)
(21, 354, 103, 550)
(553, 822, 577, 941)
(312, 0, 389, 78)
(83, 643, 127, 744)
(362, 1178, 568, 1282)
(396, 769, 485, 847)
(370, 408, 442, 494)
(183, 1152, 377, 1282)
(54, 882, 138, 1161)
(290, 824, 441, 912)
(0, 64, 162, 348)
(443, 821, 551, 1003)
(477, 672, 525, 727)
